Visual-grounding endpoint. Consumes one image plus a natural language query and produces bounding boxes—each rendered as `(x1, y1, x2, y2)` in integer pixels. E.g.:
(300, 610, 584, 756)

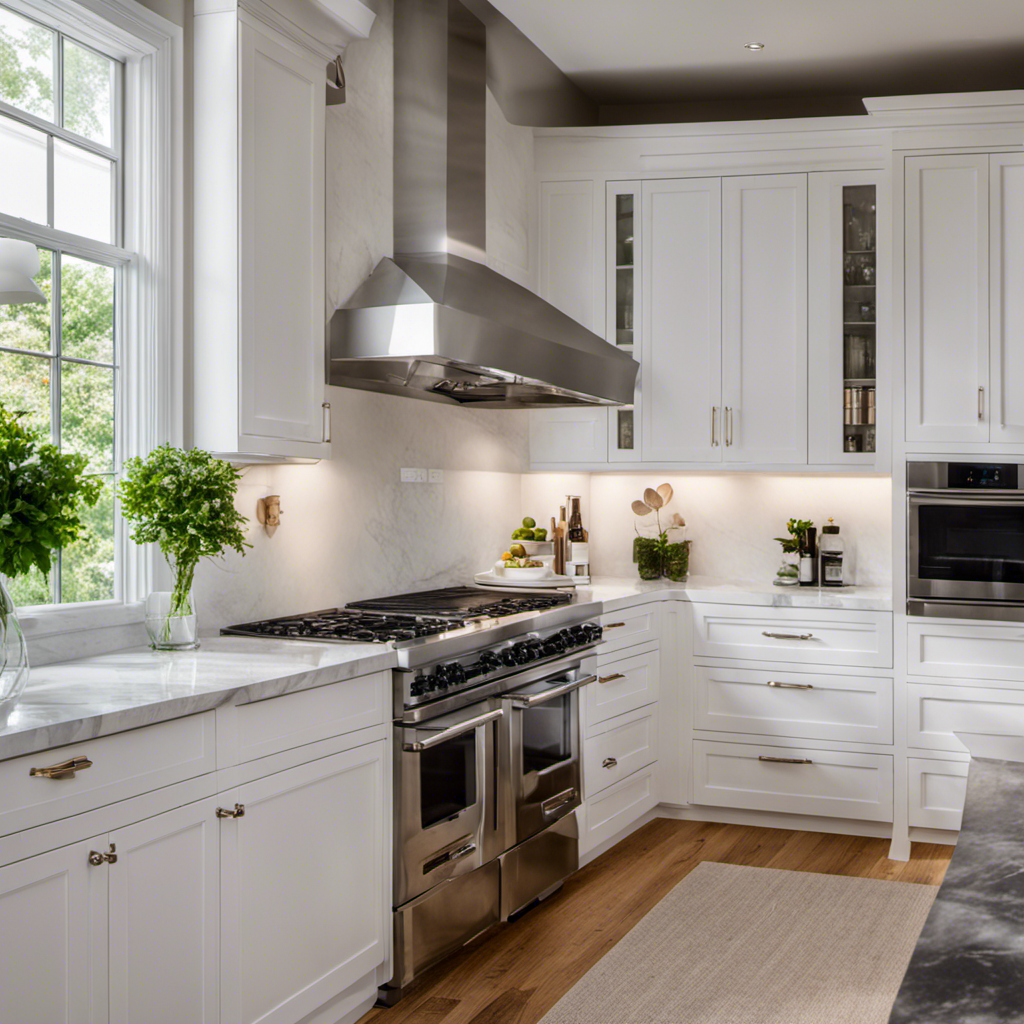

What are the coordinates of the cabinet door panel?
(221, 741, 387, 1024)
(722, 174, 808, 464)
(0, 838, 106, 1024)
(109, 800, 220, 1024)
(238, 22, 325, 445)
(905, 154, 989, 442)
(990, 153, 1024, 443)
(642, 178, 722, 462)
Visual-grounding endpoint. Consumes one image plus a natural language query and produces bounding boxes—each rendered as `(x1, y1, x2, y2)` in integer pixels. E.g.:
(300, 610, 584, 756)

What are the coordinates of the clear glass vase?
(0, 576, 30, 724)
(145, 590, 199, 650)
(775, 553, 800, 586)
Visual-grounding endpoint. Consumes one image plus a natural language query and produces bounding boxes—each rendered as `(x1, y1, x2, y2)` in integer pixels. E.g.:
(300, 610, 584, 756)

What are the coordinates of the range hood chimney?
(328, 0, 638, 408)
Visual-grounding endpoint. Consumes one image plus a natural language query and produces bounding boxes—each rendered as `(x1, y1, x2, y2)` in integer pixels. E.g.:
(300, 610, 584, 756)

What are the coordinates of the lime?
(522, 516, 536, 529)
(533, 528, 547, 540)
(509, 543, 526, 558)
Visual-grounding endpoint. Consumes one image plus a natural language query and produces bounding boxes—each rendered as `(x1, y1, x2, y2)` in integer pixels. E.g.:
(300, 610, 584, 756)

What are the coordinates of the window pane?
(54, 139, 113, 242)
(0, 247, 51, 353)
(8, 567, 52, 607)
(0, 349, 51, 439)
(61, 475, 115, 603)
(0, 7, 55, 121)
(61, 257, 113, 362)
(62, 40, 114, 146)
(0, 116, 48, 224)
(61, 360, 113, 473)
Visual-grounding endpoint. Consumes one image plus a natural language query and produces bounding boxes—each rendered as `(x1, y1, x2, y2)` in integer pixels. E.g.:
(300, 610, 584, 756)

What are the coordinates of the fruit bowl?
(520, 540, 554, 556)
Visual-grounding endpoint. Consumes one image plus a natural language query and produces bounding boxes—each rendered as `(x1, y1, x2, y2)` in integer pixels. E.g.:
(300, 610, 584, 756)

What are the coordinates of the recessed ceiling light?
(744, 41, 765, 50)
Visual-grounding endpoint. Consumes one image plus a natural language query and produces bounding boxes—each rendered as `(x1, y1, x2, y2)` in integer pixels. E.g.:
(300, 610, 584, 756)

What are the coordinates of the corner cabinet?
(193, 3, 360, 462)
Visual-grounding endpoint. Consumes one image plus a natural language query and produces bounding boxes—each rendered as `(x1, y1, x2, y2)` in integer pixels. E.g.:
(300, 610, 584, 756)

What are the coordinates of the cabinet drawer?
(219, 671, 388, 766)
(598, 605, 660, 656)
(908, 757, 969, 831)
(694, 665, 892, 744)
(583, 707, 657, 798)
(908, 621, 1024, 683)
(692, 605, 892, 668)
(585, 648, 659, 731)
(0, 713, 216, 837)
(692, 739, 893, 821)
(908, 681, 1024, 754)
(580, 764, 657, 854)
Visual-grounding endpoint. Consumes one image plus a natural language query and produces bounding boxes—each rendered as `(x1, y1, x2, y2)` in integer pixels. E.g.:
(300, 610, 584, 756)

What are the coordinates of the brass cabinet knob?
(30, 756, 93, 779)
(216, 803, 245, 819)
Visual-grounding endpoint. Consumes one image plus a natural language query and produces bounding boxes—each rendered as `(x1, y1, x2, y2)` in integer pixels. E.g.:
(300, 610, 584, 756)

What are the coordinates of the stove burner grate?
(226, 610, 459, 643)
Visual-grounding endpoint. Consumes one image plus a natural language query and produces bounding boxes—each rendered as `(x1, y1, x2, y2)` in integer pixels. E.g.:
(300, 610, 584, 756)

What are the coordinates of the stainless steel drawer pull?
(758, 755, 813, 765)
(604, 622, 626, 629)
(599, 673, 625, 684)
(403, 708, 504, 751)
(602, 757, 618, 769)
(88, 843, 117, 866)
(216, 803, 245, 819)
(30, 755, 93, 779)
(767, 680, 815, 690)
(542, 788, 577, 815)
(761, 631, 814, 641)
(510, 675, 597, 707)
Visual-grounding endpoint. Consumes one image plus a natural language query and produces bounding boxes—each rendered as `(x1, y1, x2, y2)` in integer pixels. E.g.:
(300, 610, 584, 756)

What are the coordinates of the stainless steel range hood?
(328, 0, 638, 408)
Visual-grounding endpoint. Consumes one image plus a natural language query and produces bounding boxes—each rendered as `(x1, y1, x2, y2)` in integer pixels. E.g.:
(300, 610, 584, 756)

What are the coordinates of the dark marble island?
(889, 755, 1024, 1023)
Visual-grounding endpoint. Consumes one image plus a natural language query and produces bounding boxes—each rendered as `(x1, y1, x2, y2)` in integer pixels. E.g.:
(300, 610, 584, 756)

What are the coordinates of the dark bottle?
(798, 527, 818, 587)
(567, 495, 585, 542)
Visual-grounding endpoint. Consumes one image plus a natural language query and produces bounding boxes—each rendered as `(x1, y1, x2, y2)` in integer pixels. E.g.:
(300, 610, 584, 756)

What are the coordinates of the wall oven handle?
(402, 708, 504, 752)
(509, 675, 597, 708)
(909, 492, 1024, 504)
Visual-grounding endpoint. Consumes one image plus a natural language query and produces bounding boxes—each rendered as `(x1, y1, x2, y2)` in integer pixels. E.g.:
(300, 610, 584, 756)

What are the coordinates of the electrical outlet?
(400, 467, 427, 483)
(428, 469, 444, 484)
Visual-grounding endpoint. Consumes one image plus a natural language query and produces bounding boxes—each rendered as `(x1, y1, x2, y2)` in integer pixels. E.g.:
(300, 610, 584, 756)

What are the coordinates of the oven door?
(505, 664, 596, 845)
(395, 700, 503, 906)
(909, 493, 1024, 605)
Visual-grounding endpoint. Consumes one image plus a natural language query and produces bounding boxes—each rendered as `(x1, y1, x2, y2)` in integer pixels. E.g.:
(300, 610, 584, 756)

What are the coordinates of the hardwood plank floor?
(360, 819, 953, 1024)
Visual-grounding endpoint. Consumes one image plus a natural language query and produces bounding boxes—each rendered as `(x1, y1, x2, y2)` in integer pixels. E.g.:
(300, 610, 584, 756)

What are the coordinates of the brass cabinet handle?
(604, 622, 626, 629)
(322, 401, 332, 442)
(216, 803, 245, 819)
(88, 843, 116, 866)
(30, 756, 93, 779)
(711, 406, 719, 447)
(979, 386, 985, 421)
(602, 757, 618, 769)
(761, 631, 814, 641)
(724, 406, 733, 446)
(767, 680, 815, 690)
(599, 673, 625, 684)
(759, 755, 813, 765)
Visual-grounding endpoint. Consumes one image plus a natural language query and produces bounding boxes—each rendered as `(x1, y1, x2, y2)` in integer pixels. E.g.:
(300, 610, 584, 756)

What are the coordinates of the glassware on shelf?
(617, 409, 634, 450)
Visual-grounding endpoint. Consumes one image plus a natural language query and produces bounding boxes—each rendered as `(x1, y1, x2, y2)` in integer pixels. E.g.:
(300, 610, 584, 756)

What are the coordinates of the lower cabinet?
(908, 757, 969, 831)
(579, 763, 658, 853)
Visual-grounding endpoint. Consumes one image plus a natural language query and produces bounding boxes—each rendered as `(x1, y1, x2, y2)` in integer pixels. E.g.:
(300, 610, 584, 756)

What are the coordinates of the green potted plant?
(118, 445, 250, 650)
(774, 518, 812, 586)
(0, 402, 103, 718)
(631, 483, 690, 581)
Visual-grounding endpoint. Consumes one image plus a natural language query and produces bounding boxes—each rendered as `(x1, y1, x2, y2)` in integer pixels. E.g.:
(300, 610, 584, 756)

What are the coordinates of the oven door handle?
(509, 674, 598, 708)
(401, 708, 504, 752)
(909, 492, 1024, 504)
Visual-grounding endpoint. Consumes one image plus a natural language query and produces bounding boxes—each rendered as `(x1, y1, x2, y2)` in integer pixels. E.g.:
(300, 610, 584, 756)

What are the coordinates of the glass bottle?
(819, 519, 845, 588)
(567, 496, 585, 542)
(798, 527, 818, 587)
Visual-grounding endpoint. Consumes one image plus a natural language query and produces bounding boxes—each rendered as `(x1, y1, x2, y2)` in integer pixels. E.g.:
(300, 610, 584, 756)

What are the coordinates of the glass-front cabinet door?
(608, 181, 641, 461)
(808, 170, 886, 467)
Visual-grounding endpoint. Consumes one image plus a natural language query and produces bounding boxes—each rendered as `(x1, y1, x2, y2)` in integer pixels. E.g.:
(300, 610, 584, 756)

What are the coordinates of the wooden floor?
(360, 818, 953, 1024)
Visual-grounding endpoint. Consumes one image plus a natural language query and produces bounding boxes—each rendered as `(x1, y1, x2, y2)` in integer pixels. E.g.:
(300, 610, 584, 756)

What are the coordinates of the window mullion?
(53, 29, 62, 129)
(50, 250, 62, 605)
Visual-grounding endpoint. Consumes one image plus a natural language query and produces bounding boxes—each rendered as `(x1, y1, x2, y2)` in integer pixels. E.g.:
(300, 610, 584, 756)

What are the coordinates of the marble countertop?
(889, 755, 1024, 1023)
(0, 637, 396, 761)
(0, 574, 892, 761)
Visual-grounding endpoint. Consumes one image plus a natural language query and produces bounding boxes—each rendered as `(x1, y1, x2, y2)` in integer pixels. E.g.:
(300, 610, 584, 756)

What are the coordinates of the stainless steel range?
(224, 586, 602, 1003)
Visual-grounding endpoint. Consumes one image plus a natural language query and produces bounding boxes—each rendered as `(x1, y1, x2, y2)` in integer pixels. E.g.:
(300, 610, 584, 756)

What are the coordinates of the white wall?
(521, 472, 893, 587)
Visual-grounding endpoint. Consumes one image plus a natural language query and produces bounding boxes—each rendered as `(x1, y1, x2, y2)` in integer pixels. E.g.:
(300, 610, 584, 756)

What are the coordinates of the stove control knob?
(500, 648, 518, 667)
(410, 678, 428, 698)
(448, 663, 466, 685)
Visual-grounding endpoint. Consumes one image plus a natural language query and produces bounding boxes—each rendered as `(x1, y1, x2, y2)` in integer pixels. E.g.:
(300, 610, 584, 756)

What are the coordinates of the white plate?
(474, 571, 576, 589)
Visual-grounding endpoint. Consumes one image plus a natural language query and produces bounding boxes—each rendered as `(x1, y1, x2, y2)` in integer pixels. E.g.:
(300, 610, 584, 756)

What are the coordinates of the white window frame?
(0, 0, 183, 640)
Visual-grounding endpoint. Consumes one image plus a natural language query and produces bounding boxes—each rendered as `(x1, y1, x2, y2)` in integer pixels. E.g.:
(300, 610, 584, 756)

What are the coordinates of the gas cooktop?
(222, 587, 573, 645)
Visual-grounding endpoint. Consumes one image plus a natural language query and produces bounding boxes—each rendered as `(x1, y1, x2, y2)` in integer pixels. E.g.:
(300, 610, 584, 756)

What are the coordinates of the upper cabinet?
(192, 1, 374, 462)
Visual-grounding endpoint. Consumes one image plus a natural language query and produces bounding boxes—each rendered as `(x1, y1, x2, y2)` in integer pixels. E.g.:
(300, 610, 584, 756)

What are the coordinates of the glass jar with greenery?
(0, 403, 102, 719)
(118, 445, 250, 650)
(774, 518, 812, 587)
(631, 483, 689, 582)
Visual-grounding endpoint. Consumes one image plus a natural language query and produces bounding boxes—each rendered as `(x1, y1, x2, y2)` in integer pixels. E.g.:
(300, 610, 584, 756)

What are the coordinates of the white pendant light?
(0, 239, 46, 305)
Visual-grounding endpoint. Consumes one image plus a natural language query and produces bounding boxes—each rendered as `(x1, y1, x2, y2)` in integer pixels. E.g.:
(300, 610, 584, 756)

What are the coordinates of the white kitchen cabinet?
(108, 799, 221, 1024)
(193, 7, 330, 461)
(641, 178, 722, 462)
(721, 174, 808, 464)
(0, 838, 106, 1024)
(908, 757, 969, 831)
(904, 154, 990, 444)
(220, 740, 387, 1024)
(579, 763, 658, 855)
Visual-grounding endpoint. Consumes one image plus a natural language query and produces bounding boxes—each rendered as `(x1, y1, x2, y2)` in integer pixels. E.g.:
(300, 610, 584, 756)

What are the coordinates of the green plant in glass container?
(118, 445, 250, 649)
(631, 483, 690, 581)
(774, 518, 813, 587)
(0, 402, 103, 718)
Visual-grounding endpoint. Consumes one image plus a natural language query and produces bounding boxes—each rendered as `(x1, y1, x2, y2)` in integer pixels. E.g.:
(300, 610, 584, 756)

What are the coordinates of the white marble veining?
(0, 638, 395, 761)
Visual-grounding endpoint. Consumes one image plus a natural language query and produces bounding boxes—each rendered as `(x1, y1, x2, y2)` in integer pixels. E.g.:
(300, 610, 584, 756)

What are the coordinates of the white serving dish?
(501, 565, 552, 581)
(474, 571, 575, 589)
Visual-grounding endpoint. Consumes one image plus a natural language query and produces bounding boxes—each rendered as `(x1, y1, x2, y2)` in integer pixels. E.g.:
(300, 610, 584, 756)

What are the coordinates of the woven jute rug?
(538, 861, 935, 1024)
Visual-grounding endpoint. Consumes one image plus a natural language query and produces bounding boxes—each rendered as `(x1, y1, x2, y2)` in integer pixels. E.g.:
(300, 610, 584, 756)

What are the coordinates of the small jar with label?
(819, 519, 844, 587)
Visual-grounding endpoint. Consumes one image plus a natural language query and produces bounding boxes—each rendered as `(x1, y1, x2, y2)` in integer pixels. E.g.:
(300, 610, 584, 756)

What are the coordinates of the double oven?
(388, 631, 599, 1001)
(908, 461, 1024, 620)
